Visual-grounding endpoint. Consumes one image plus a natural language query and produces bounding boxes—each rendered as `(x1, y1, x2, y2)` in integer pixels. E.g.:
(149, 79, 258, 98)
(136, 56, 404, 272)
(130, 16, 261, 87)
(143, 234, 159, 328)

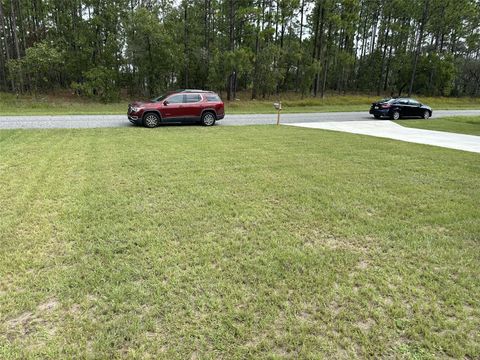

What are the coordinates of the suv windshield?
(151, 94, 168, 102)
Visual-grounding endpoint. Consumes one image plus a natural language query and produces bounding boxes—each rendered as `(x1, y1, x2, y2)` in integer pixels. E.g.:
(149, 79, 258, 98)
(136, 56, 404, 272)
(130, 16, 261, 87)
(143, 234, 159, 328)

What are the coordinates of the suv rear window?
(206, 94, 221, 102)
(186, 94, 202, 103)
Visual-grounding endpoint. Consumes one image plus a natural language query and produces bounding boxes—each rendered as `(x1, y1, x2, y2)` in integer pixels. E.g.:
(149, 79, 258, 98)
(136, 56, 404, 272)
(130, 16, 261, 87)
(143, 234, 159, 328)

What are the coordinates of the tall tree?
(409, 0, 430, 96)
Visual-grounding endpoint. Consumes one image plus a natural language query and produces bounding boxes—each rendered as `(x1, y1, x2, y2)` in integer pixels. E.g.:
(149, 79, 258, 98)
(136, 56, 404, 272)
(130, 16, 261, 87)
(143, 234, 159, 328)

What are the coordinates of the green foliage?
(7, 41, 64, 92)
(204, 49, 225, 93)
(253, 43, 283, 96)
(72, 66, 119, 102)
(414, 54, 456, 96)
(124, 7, 180, 96)
(0, 0, 478, 98)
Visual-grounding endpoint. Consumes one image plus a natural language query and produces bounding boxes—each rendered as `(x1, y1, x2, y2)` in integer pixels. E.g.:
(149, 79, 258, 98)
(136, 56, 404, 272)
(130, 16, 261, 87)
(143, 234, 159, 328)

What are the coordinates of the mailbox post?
(274, 102, 282, 125)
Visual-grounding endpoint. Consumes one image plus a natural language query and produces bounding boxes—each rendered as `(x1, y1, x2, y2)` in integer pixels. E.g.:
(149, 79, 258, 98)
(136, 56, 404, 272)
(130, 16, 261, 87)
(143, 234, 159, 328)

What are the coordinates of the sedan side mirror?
(163, 100, 169, 106)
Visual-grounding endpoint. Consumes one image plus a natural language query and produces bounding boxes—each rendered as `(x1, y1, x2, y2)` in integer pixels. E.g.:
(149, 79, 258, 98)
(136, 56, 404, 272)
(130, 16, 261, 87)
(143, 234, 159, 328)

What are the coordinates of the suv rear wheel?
(144, 113, 160, 128)
(201, 112, 216, 126)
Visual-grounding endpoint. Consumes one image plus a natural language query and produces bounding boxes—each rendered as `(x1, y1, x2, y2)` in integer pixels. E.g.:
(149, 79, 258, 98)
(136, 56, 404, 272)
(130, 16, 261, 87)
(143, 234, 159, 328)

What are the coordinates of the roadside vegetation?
(396, 116, 480, 136)
(1, 126, 478, 358)
(1, 92, 479, 116)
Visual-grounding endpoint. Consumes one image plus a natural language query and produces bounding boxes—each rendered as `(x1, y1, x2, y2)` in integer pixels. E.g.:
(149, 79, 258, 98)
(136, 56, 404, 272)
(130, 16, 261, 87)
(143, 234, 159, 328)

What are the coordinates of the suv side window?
(186, 94, 202, 103)
(167, 94, 184, 104)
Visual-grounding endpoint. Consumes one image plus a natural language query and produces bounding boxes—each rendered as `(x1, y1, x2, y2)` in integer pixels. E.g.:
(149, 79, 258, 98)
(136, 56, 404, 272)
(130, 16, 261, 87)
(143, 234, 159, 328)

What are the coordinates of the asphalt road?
(0, 110, 479, 130)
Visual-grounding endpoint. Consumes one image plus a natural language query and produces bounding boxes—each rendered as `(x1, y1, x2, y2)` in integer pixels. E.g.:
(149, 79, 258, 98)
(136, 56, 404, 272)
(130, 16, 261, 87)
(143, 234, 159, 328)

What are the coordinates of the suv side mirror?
(163, 100, 169, 106)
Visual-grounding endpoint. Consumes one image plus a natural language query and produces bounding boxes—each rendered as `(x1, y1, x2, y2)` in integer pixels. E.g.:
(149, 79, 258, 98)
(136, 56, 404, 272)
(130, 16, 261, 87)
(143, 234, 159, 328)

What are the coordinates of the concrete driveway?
(287, 120, 480, 154)
(1, 110, 480, 129)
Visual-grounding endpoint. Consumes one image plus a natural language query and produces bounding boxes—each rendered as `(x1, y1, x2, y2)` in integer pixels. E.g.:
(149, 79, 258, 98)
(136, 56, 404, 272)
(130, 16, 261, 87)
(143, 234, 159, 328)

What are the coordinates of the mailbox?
(274, 102, 282, 125)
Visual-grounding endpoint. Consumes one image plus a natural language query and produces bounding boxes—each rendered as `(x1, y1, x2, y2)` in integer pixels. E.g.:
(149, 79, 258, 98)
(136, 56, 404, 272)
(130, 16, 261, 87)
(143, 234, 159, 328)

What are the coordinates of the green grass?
(0, 126, 479, 359)
(1, 92, 479, 115)
(397, 116, 480, 136)
(226, 94, 480, 114)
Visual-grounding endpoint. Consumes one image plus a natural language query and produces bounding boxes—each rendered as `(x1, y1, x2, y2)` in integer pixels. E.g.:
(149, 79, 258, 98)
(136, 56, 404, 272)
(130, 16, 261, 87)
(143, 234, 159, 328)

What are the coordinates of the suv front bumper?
(128, 115, 143, 125)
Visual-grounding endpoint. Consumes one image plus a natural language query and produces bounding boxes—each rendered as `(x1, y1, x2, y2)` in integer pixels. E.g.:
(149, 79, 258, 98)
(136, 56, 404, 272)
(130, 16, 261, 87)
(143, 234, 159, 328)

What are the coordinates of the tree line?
(0, 0, 479, 101)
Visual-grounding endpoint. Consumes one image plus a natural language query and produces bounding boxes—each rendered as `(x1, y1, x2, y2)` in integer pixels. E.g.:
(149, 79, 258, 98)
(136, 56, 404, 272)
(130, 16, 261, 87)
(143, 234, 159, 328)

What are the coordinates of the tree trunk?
(313, 1, 325, 97)
(320, 23, 332, 98)
(383, 44, 393, 92)
(0, 1, 12, 90)
(295, 0, 305, 92)
(252, 0, 262, 99)
(10, 0, 23, 92)
(0, 38, 5, 90)
(377, 16, 391, 95)
(227, 0, 235, 100)
(408, 0, 430, 97)
(204, 0, 210, 89)
(184, 3, 189, 89)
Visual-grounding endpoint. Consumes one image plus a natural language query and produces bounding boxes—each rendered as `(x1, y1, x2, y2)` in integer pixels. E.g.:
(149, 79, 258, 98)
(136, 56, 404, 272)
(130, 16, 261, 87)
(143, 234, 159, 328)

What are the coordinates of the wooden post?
(275, 101, 282, 125)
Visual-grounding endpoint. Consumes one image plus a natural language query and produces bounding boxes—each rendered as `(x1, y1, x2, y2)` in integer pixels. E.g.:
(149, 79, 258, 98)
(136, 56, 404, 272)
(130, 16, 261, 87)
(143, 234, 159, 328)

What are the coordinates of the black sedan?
(369, 98, 432, 120)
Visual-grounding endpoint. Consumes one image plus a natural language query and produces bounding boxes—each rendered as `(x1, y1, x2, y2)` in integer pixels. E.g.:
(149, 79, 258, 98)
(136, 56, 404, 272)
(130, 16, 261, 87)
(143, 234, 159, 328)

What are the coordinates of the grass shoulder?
(396, 116, 480, 136)
(1, 92, 479, 116)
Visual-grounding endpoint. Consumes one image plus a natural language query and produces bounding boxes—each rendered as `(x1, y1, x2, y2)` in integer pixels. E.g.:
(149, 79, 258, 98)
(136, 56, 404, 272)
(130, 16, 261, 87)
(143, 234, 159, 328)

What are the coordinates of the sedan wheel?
(202, 112, 216, 126)
(423, 111, 430, 120)
(392, 111, 400, 120)
(144, 113, 160, 128)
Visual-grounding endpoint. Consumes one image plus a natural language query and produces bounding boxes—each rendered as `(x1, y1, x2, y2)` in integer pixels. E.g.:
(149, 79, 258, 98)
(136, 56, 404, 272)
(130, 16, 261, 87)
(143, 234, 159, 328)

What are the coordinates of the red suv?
(128, 89, 224, 128)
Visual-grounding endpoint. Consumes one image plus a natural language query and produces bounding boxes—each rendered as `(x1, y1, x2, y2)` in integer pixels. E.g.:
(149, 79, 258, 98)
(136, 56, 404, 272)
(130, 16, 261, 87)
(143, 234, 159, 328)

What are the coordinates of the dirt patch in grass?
(301, 229, 375, 254)
(5, 298, 59, 340)
(356, 318, 376, 332)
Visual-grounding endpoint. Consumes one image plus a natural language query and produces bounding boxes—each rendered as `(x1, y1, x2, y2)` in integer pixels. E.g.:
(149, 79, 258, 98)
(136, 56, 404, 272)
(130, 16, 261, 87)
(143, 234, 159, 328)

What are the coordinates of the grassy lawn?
(1, 91, 479, 115)
(397, 116, 480, 136)
(0, 126, 479, 359)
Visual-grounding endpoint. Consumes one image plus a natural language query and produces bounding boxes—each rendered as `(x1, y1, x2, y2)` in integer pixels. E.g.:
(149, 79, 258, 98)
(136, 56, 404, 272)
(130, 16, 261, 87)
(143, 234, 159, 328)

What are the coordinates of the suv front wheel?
(201, 112, 216, 126)
(144, 113, 160, 128)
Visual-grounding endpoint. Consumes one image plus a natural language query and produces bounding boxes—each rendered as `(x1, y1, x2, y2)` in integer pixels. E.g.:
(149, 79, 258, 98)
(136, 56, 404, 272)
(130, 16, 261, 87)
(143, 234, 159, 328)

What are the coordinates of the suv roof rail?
(179, 89, 214, 93)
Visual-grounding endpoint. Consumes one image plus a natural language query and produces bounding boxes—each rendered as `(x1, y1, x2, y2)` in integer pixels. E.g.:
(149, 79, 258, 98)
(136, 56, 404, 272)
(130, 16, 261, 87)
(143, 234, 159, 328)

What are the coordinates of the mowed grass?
(397, 116, 480, 136)
(0, 125, 479, 359)
(226, 94, 480, 114)
(1, 91, 479, 115)
(0, 92, 125, 115)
